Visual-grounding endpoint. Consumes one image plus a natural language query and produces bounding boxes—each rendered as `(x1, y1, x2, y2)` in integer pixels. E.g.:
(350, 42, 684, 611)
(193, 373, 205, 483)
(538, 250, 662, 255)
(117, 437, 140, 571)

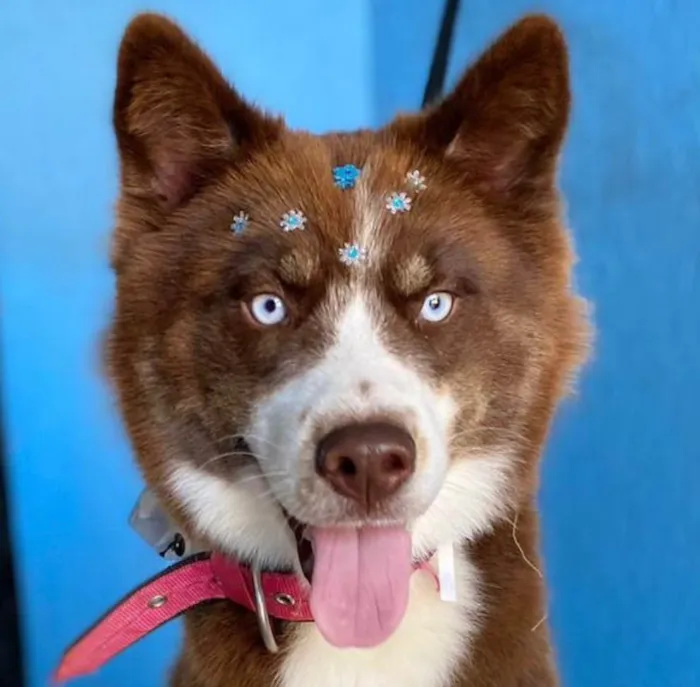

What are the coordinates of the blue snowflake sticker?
(338, 242, 367, 266)
(230, 211, 249, 234)
(386, 192, 412, 214)
(280, 209, 307, 232)
(333, 164, 361, 190)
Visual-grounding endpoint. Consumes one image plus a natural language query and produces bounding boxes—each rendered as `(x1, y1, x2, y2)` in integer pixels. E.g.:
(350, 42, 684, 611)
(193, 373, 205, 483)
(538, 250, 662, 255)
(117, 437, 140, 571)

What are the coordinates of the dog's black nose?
(315, 422, 416, 510)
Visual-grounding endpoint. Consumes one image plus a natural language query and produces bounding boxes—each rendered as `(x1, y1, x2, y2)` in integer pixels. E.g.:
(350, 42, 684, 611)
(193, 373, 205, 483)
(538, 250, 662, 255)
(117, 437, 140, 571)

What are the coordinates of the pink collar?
(55, 553, 436, 683)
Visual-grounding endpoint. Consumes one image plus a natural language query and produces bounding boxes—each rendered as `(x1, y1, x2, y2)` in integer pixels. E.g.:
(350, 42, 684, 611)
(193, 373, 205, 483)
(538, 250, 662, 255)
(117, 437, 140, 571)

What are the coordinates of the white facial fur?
(279, 547, 482, 687)
(168, 170, 515, 562)
(164, 189, 515, 687)
(246, 287, 456, 527)
(165, 289, 514, 687)
(168, 461, 298, 569)
(412, 450, 514, 558)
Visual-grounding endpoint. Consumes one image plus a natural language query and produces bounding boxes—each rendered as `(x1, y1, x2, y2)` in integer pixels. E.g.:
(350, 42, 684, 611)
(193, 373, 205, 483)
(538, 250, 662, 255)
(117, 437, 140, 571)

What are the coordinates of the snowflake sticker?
(280, 209, 307, 232)
(386, 192, 412, 214)
(333, 164, 361, 190)
(338, 243, 367, 266)
(405, 170, 426, 192)
(230, 211, 249, 235)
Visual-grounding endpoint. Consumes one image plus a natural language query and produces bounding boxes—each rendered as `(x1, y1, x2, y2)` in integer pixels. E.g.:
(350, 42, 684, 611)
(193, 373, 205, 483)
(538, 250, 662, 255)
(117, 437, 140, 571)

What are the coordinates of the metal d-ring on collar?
(252, 565, 280, 653)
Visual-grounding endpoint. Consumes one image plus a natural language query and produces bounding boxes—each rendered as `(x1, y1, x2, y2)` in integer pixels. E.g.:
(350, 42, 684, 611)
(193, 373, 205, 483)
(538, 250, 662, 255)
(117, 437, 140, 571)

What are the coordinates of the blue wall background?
(1, 2, 698, 686)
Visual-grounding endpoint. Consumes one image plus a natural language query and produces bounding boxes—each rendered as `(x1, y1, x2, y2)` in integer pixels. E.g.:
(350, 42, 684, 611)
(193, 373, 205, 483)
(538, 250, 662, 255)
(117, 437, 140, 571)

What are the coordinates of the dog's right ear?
(114, 14, 281, 212)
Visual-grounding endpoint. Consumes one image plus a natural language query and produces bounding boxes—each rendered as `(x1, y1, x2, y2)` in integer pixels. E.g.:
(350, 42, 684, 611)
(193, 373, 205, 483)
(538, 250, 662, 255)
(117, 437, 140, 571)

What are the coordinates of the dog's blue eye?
(419, 292, 454, 323)
(249, 294, 287, 326)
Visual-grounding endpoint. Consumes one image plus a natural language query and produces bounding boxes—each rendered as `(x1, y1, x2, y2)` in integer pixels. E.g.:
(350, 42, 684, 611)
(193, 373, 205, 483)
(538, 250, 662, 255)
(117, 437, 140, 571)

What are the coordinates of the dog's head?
(107, 13, 588, 646)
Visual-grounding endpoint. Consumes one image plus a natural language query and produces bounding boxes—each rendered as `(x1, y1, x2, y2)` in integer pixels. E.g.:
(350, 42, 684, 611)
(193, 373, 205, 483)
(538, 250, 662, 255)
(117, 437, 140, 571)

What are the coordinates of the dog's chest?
(277, 552, 480, 687)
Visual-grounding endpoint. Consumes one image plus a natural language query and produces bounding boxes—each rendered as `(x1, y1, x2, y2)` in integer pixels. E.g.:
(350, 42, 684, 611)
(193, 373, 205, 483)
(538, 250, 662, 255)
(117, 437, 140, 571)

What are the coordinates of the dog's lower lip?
(284, 513, 314, 581)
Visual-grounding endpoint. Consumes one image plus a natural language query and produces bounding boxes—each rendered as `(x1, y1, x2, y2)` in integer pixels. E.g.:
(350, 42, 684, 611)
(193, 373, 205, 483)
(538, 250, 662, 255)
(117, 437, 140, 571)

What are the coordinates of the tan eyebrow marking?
(393, 254, 433, 296)
(278, 249, 319, 287)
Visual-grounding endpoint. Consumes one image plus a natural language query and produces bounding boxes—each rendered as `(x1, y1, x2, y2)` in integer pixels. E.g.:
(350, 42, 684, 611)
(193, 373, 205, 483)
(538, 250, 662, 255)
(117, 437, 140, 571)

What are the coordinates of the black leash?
(422, 0, 462, 107)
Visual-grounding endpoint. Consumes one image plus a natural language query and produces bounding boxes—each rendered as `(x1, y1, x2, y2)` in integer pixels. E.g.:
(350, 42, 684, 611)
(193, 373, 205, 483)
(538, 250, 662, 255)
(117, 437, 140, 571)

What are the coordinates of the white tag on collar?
(129, 489, 198, 561)
(437, 542, 457, 602)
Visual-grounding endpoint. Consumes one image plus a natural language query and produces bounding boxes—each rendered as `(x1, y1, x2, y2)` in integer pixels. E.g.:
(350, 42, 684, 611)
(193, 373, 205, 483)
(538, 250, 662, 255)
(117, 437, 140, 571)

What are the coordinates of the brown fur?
(107, 12, 589, 686)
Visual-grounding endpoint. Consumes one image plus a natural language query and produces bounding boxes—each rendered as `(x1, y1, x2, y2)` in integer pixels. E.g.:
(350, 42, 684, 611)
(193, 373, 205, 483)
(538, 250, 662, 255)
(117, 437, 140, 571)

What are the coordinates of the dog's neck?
(58, 496, 555, 687)
(170, 508, 556, 687)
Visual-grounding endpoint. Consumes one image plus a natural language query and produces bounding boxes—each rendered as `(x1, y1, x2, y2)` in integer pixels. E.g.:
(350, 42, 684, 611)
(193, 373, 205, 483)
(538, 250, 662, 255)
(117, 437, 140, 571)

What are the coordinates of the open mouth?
(287, 514, 314, 581)
(238, 419, 427, 649)
(284, 511, 414, 648)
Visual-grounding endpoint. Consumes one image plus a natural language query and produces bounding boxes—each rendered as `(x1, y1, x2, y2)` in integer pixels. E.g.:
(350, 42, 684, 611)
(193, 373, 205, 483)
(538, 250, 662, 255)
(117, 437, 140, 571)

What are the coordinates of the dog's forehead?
(223, 130, 471, 285)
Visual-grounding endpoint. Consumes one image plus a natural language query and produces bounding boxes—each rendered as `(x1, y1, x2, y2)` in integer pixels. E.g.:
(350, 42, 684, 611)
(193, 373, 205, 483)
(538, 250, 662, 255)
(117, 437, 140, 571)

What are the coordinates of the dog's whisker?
(214, 432, 289, 453)
(509, 512, 543, 579)
(245, 435, 292, 453)
(213, 434, 244, 447)
(232, 470, 290, 487)
(199, 450, 259, 469)
(450, 426, 530, 446)
(530, 613, 548, 633)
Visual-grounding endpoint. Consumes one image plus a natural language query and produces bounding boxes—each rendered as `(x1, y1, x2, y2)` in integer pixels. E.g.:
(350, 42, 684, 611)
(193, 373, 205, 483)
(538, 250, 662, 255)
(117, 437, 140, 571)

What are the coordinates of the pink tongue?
(309, 526, 412, 648)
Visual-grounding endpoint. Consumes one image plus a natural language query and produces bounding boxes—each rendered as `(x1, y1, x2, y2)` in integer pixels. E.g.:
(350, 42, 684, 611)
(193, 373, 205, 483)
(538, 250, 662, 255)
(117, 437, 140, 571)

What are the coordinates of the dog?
(103, 11, 589, 687)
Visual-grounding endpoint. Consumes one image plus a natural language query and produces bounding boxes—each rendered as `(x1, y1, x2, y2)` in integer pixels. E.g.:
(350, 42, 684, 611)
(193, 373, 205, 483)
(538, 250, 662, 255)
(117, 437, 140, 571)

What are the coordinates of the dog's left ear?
(395, 15, 570, 205)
